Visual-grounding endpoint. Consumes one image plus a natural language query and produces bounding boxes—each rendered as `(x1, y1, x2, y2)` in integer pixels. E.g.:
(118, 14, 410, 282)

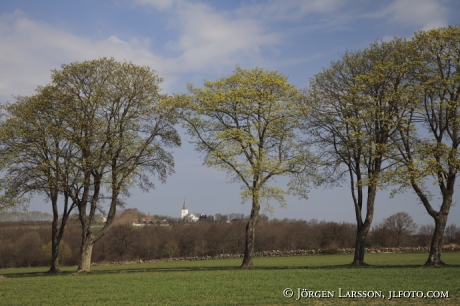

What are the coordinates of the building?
(132, 218, 169, 227)
(181, 198, 203, 222)
(181, 198, 189, 219)
(155, 219, 169, 226)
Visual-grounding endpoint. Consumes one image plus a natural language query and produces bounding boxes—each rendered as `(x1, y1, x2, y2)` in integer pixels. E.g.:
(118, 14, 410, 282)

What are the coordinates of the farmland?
(1, 253, 459, 305)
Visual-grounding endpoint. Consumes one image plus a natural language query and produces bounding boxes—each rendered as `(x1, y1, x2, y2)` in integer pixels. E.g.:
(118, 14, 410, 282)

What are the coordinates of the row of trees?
(173, 25, 460, 267)
(302, 26, 460, 266)
(115, 209, 460, 249)
(0, 59, 181, 272)
(0, 25, 459, 271)
(111, 207, 246, 225)
(2, 215, 458, 268)
(115, 208, 448, 250)
(0, 211, 53, 222)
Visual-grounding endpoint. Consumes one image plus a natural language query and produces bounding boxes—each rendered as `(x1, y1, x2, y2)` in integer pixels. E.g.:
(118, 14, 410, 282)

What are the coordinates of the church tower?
(181, 198, 188, 219)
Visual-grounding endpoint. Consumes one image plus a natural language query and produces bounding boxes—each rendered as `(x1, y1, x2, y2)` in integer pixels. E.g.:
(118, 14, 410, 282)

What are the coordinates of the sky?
(0, 0, 459, 226)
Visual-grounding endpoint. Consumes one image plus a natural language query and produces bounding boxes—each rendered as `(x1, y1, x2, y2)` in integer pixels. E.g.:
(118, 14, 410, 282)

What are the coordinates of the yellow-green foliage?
(307, 38, 418, 191)
(387, 25, 460, 193)
(0, 58, 182, 272)
(411, 26, 460, 182)
(176, 67, 314, 210)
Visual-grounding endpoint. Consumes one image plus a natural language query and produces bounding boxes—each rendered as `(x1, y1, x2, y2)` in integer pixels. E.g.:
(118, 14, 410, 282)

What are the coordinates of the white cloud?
(0, 1, 283, 100)
(381, 34, 397, 42)
(134, 0, 174, 10)
(236, 0, 345, 21)
(389, 0, 449, 30)
(0, 10, 172, 101)
(169, 1, 278, 72)
(135, 0, 280, 75)
(376, 0, 449, 31)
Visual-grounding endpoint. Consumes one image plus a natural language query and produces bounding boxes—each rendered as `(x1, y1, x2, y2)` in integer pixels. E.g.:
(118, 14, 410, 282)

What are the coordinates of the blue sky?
(0, 0, 459, 225)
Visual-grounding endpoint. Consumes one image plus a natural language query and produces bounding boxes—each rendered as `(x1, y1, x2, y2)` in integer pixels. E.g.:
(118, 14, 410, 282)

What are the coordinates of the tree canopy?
(390, 25, 460, 265)
(0, 58, 181, 272)
(303, 38, 418, 265)
(176, 67, 314, 268)
(1, 25, 459, 271)
(0, 86, 78, 272)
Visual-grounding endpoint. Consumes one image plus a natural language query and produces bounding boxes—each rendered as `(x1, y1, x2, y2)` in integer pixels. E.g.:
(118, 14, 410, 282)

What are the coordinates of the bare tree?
(444, 224, 460, 244)
(382, 212, 418, 247)
(105, 224, 136, 260)
(417, 224, 435, 247)
(214, 213, 228, 223)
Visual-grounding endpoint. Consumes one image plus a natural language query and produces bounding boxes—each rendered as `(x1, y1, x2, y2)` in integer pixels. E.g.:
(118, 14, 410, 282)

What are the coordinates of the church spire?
(181, 198, 189, 219)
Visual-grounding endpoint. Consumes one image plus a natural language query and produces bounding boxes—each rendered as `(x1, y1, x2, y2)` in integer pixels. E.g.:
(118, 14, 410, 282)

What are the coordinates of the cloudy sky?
(1, 0, 459, 225)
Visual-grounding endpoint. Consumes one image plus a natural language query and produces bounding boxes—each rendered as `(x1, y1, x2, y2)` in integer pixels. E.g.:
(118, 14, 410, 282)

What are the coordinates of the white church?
(181, 198, 204, 222)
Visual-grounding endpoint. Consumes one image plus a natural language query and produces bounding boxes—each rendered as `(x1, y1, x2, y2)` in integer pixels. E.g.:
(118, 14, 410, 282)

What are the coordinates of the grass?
(0, 253, 459, 305)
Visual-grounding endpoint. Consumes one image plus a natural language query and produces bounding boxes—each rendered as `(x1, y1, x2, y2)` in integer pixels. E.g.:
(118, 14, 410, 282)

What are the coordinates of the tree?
(176, 67, 313, 268)
(303, 38, 416, 265)
(1, 58, 180, 272)
(382, 212, 418, 247)
(370, 223, 390, 247)
(214, 213, 228, 223)
(105, 224, 136, 260)
(163, 239, 179, 259)
(50, 58, 181, 272)
(444, 224, 460, 244)
(0, 87, 78, 273)
(15, 231, 43, 267)
(116, 208, 146, 225)
(417, 224, 434, 247)
(42, 240, 72, 266)
(392, 26, 460, 265)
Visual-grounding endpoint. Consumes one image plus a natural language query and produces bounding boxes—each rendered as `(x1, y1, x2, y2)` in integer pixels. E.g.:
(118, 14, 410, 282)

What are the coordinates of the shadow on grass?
(3, 262, 460, 279)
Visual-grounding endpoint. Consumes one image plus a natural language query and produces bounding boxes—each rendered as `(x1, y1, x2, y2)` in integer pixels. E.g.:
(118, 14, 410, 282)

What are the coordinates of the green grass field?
(1, 253, 459, 305)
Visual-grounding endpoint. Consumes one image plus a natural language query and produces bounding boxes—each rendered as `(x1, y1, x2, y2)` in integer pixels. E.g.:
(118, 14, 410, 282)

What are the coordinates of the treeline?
(1, 215, 459, 268)
(0, 211, 53, 222)
(1, 25, 460, 270)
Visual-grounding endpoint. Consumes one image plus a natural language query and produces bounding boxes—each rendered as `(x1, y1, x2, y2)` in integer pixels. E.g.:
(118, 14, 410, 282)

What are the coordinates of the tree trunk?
(411, 179, 454, 266)
(77, 218, 94, 273)
(77, 237, 94, 273)
(48, 238, 61, 273)
(49, 237, 61, 273)
(425, 215, 447, 266)
(351, 184, 376, 266)
(75, 184, 118, 272)
(48, 212, 61, 273)
(48, 195, 73, 273)
(241, 189, 260, 269)
(351, 225, 368, 266)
